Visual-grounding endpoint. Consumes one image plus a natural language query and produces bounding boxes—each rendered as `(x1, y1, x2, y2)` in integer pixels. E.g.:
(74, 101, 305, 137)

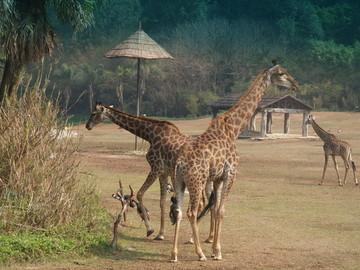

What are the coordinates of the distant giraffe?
(305, 115, 358, 186)
(169, 62, 299, 262)
(86, 103, 213, 241)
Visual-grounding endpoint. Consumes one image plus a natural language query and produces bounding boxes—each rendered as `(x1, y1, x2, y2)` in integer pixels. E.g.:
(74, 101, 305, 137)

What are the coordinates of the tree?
(0, 0, 102, 102)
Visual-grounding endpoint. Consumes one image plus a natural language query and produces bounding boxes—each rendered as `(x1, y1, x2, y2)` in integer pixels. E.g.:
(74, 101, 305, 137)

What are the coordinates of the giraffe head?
(305, 114, 315, 125)
(268, 63, 299, 91)
(86, 102, 108, 130)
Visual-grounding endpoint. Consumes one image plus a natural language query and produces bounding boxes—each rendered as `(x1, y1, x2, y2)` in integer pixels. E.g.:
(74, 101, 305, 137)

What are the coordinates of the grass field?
(11, 111, 360, 270)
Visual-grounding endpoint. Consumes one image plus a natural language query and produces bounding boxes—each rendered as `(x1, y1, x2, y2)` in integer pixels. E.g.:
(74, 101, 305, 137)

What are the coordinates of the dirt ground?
(10, 112, 360, 270)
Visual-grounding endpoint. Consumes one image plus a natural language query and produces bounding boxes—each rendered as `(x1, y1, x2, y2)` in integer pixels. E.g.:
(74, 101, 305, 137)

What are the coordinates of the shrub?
(0, 88, 106, 235)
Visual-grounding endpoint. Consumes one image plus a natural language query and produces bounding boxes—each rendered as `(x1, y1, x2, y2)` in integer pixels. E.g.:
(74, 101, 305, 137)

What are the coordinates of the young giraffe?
(170, 62, 299, 262)
(305, 115, 358, 186)
(86, 103, 212, 241)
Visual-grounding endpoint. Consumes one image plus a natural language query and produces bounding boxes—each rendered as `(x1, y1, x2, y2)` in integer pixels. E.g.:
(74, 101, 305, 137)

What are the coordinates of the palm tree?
(0, 0, 102, 102)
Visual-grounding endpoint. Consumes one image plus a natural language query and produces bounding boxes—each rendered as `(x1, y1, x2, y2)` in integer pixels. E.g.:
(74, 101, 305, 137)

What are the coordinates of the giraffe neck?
(104, 106, 177, 144)
(310, 119, 333, 142)
(205, 69, 271, 140)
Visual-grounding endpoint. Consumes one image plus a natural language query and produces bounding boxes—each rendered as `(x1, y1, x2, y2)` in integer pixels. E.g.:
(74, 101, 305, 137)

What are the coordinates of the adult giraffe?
(86, 103, 213, 241)
(170, 61, 299, 262)
(305, 115, 358, 186)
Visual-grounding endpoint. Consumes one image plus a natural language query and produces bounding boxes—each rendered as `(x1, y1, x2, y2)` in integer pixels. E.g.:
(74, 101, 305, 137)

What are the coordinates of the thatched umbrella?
(105, 25, 174, 150)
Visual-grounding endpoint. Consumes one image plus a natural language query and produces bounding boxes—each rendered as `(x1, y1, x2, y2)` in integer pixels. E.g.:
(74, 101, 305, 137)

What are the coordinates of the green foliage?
(316, 2, 360, 45)
(140, 0, 210, 30)
(0, 233, 74, 263)
(4, 0, 360, 116)
(0, 229, 108, 264)
(308, 39, 354, 69)
(177, 90, 199, 117)
(0, 88, 107, 232)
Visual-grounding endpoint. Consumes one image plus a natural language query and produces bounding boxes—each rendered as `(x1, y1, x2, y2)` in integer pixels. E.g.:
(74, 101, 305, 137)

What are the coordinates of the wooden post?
(211, 108, 218, 119)
(284, 113, 290, 134)
(134, 58, 141, 151)
(266, 112, 272, 134)
(260, 110, 267, 137)
(302, 112, 309, 137)
(250, 113, 256, 131)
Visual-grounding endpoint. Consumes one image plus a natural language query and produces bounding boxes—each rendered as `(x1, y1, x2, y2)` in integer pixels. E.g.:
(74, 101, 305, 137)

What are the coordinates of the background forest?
(3, 0, 360, 117)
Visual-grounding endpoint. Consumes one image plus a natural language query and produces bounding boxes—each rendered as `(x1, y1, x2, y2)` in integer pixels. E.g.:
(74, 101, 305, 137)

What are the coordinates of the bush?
(0, 88, 108, 262)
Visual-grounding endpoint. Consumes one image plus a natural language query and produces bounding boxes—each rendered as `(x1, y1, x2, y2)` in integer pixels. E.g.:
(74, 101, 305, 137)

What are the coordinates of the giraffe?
(305, 115, 358, 186)
(169, 62, 299, 262)
(86, 103, 213, 241)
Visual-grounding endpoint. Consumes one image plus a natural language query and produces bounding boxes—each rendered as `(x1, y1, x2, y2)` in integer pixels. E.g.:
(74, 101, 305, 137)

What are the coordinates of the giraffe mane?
(207, 68, 268, 129)
(103, 105, 181, 132)
(311, 117, 336, 138)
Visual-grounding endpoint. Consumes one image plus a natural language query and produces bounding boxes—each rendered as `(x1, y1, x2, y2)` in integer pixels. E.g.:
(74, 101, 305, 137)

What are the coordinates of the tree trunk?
(0, 58, 22, 102)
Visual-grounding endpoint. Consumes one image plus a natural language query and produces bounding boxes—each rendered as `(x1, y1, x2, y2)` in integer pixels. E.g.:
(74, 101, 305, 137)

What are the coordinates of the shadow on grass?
(86, 232, 166, 262)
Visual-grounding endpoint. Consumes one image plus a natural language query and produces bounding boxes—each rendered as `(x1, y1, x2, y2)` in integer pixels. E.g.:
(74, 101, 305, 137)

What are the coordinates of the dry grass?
(13, 111, 360, 269)
(0, 90, 102, 232)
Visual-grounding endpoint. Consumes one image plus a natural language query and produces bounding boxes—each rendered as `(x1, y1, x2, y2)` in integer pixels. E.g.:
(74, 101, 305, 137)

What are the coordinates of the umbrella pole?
(135, 58, 141, 150)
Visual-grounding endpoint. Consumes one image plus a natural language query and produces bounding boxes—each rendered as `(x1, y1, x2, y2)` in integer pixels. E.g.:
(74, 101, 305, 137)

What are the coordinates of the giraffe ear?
(271, 59, 278, 66)
(109, 105, 114, 108)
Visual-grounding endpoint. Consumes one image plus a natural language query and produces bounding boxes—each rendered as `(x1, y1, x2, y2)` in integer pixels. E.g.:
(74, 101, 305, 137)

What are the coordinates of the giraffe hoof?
(198, 255, 207, 261)
(205, 238, 213, 243)
(170, 254, 178, 263)
(185, 239, 194, 244)
(147, 229, 154, 237)
(211, 253, 222, 260)
(154, 235, 164, 241)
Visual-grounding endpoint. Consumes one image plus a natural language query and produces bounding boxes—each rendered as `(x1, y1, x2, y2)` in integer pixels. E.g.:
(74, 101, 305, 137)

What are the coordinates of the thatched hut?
(209, 94, 313, 137)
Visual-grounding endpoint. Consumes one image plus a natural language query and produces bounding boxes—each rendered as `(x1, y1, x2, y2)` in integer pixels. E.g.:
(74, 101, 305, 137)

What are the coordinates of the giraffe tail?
(351, 161, 356, 171)
(169, 196, 178, 225)
(349, 151, 356, 171)
(197, 191, 215, 221)
(169, 162, 183, 225)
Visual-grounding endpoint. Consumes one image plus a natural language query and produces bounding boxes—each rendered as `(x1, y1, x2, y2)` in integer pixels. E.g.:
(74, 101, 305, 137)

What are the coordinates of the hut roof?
(209, 94, 312, 111)
(105, 29, 174, 60)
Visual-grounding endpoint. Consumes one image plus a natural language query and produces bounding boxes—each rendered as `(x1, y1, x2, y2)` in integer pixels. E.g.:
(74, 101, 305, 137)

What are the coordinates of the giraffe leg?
(204, 181, 215, 243)
(348, 153, 358, 186)
(205, 210, 215, 243)
(170, 204, 182, 262)
(331, 156, 342, 186)
(320, 154, 329, 185)
(187, 181, 214, 244)
(351, 161, 358, 186)
(170, 183, 185, 262)
(341, 155, 350, 185)
(154, 174, 168, 240)
(187, 188, 206, 261)
(212, 162, 235, 260)
(137, 170, 158, 237)
(211, 181, 222, 260)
